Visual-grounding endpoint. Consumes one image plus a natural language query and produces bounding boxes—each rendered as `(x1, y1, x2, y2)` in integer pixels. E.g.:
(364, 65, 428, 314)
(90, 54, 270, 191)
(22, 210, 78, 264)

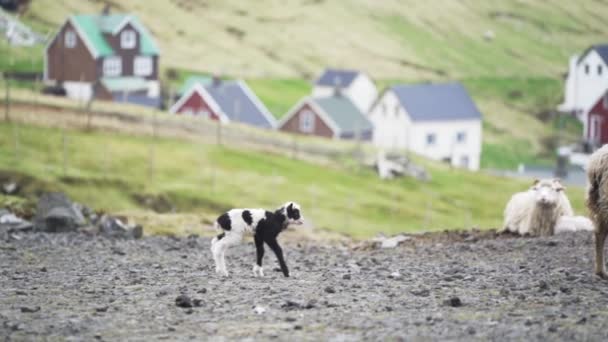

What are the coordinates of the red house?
(169, 77, 275, 128)
(587, 92, 608, 147)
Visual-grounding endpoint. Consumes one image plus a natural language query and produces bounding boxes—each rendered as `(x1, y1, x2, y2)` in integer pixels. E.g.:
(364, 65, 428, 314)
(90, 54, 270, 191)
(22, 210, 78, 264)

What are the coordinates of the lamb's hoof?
(252, 265, 264, 277)
(595, 271, 608, 280)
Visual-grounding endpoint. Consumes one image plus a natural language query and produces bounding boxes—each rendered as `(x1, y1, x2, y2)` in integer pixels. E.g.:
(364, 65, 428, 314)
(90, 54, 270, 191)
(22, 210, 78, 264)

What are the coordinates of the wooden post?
(4, 73, 10, 122)
(148, 110, 158, 184)
(292, 134, 298, 159)
(62, 129, 68, 177)
(216, 119, 222, 146)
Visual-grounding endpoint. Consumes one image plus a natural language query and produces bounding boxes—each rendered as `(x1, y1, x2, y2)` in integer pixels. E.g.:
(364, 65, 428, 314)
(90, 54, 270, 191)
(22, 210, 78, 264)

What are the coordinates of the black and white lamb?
(210, 202, 303, 277)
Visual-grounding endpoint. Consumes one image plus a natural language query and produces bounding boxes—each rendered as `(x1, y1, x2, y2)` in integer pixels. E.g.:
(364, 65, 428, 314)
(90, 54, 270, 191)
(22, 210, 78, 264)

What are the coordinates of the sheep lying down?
(502, 178, 593, 236)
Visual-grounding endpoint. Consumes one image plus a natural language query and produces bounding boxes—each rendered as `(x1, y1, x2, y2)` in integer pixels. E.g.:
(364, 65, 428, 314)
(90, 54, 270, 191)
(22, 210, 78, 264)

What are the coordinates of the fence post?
(62, 128, 68, 177)
(148, 110, 158, 184)
(291, 134, 298, 159)
(4, 73, 10, 122)
(216, 119, 222, 146)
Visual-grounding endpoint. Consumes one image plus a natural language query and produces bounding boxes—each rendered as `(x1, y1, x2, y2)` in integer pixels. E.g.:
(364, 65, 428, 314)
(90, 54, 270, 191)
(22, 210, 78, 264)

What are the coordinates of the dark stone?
(20, 306, 41, 313)
(444, 296, 462, 307)
(342, 274, 351, 280)
(538, 280, 549, 291)
(34, 193, 86, 232)
(95, 306, 109, 312)
(324, 286, 336, 294)
(294, 325, 303, 330)
(197, 288, 207, 294)
(175, 295, 193, 308)
(410, 288, 430, 297)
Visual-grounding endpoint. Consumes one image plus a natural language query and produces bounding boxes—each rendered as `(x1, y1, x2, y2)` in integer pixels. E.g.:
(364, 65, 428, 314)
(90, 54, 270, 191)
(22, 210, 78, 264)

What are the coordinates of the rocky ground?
(1, 230, 608, 341)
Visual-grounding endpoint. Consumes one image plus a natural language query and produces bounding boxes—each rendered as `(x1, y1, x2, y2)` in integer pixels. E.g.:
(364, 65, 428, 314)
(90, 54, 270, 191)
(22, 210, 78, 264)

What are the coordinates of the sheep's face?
(280, 202, 304, 225)
(530, 179, 564, 208)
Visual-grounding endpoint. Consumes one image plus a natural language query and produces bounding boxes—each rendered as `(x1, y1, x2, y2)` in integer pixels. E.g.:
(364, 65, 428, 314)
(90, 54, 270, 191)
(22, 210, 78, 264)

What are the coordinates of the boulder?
(98, 215, 143, 239)
(0, 210, 33, 232)
(34, 193, 87, 232)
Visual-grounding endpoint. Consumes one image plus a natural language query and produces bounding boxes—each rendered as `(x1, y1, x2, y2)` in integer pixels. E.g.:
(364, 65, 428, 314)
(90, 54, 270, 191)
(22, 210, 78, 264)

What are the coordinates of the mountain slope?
(20, 0, 608, 78)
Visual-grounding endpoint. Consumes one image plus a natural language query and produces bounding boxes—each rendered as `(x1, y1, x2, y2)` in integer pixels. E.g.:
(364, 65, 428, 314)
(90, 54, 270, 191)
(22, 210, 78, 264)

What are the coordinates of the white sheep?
(586, 144, 608, 279)
(502, 178, 574, 236)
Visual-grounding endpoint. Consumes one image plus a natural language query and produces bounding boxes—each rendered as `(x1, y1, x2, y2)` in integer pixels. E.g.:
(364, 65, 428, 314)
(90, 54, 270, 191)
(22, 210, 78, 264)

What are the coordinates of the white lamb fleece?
(224, 208, 267, 234)
(554, 215, 594, 233)
(502, 179, 574, 236)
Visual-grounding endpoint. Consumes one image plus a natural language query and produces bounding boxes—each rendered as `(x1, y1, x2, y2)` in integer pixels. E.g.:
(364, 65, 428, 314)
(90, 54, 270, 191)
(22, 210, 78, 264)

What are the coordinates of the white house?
(369, 82, 483, 171)
(312, 68, 378, 113)
(558, 45, 608, 135)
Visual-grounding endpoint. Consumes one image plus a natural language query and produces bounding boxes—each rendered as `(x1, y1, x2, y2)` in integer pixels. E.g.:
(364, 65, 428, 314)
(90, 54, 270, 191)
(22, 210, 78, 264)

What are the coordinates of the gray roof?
(315, 69, 360, 87)
(205, 81, 275, 128)
(578, 44, 608, 65)
(391, 82, 482, 122)
(313, 95, 373, 133)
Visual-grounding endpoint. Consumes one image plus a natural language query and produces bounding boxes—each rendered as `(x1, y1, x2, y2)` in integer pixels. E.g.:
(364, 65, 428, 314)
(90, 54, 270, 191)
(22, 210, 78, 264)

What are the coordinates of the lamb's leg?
(211, 233, 224, 274)
(217, 232, 242, 277)
(266, 238, 289, 277)
(253, 234, 265, 277)
(595, 222, 608, 279)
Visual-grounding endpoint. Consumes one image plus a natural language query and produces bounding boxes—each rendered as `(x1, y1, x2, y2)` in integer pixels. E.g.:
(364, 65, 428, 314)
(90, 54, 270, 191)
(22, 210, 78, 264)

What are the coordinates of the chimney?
(101, 4, 111, 15)
(333, 76, 342, 97)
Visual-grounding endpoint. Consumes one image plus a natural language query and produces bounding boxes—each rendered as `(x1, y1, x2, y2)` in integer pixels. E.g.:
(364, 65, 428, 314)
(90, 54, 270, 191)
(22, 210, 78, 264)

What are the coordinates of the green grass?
(17, 0, 608, 78)
(0, 40, 43, 74)
(247, 78, 311, 119)
(0, 120, 586, 238)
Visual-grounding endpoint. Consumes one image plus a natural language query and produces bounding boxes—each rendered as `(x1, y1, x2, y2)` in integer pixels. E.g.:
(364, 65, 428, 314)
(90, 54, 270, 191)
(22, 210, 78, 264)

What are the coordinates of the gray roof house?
(390, 82, 483, 121)
(169, 77, 276, 129)
(369, 82, 483, 171)
(278, 93, 373, 140)
(312, 68, 378, 113)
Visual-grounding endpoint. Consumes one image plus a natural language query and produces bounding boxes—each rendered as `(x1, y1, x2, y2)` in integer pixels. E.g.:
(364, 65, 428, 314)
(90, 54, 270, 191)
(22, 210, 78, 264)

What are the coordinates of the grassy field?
(14, 0, 608, 79)
(0, 119, 587, 239)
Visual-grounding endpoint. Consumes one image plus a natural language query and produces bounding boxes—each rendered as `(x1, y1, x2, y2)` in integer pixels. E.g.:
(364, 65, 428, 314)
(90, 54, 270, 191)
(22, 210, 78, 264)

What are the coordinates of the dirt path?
(1, 230, 607, 341)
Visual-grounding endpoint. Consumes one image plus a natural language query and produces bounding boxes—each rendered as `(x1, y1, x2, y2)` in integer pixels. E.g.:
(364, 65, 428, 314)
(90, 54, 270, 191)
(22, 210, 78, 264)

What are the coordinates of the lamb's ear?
(532, 178, 540, 186)
(553, 178, 565, 191)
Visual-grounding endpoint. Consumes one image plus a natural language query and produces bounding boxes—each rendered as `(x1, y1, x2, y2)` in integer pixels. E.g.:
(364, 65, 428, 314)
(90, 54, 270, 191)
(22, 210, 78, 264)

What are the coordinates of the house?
(278, 92, 373, 140)
(44, 12, 161, 107)
(585, 90, 608, 148)
(559, 45, 608, 135)
(312, 68, 377, 113)
(369, 82, 482, 171)
(169, 77, 276, 129)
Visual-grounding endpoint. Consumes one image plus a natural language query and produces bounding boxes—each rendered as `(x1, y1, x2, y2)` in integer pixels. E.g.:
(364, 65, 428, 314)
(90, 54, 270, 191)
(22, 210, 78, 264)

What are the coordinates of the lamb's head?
(278, 201, 304, 226)
(530, 178, 565, 208)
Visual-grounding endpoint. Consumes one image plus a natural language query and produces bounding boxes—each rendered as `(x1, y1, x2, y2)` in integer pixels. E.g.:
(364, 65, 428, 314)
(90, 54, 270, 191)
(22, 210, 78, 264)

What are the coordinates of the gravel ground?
(1, 230, 608, 341)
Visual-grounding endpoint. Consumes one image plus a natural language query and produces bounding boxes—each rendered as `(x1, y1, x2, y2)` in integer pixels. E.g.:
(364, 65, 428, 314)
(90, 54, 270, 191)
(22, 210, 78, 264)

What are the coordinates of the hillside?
(16, 0, 608, 79)
(0, 116, 587, 238)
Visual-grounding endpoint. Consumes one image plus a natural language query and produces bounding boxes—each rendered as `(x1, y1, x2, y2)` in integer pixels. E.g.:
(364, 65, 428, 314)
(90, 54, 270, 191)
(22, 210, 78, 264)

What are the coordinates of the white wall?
(64, 81, 93, 102)
(312, 74, 378, 113)
(369, 89, 482, 171)
(147, 80, 160, 97)
(560, 50, 608, 134)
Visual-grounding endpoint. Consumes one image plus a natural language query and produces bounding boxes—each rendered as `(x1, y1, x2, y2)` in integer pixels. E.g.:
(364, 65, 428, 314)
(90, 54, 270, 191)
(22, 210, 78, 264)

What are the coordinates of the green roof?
(101, 77, 149, 92)
(180, 75, 213, 95)
(313, 96, 373, 133)
(70, 14, 160, 57)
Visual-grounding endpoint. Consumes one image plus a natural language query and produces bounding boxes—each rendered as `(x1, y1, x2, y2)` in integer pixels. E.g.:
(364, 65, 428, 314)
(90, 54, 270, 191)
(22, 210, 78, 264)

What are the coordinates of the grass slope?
(0, 120, 586, 238)
(14, 0, 608, 78)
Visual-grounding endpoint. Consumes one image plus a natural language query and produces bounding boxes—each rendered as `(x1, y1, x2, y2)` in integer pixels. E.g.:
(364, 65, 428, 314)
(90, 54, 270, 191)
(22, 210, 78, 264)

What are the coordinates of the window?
(65, 30, 76, 48)
(599, 65, 604, 76)
(103, 57, 122, 76)
(426, 133, 436, 146)
(120, 30, 136, 49)
(460, 156, 470, 168)
(585, 64, 590, 75)
(456, 131, 467, 143)
(299, 110, 315, 133)
(134, 56, 152, 76)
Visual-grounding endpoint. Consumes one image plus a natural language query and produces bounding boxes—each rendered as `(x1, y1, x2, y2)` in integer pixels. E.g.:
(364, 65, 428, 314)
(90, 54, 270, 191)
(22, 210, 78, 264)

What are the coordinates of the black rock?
(342, 274, 351, 280)
(197, 288, 207, 294)
(175, 295, 193, 308)
(294, 325, 303, 330)
(538, 280, 549, 291)
(95, 306, 109, 312)
(34, 193, 86, 232)
(444, 296, 462, 307)
(410, 288, 430, 297)
(20, 306, 41, 313)
(324, 286, 336, 294)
